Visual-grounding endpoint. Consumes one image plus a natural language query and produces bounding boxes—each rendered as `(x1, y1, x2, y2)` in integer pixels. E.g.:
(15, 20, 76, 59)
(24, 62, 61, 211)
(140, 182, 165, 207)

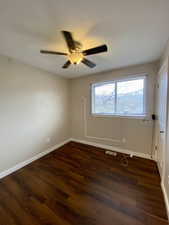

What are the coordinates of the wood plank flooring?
(0, 141, 168, 225)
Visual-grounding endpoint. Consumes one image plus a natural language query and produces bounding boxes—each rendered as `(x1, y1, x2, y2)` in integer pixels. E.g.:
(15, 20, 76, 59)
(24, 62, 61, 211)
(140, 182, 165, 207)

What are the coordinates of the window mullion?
(114, 82, 117, 114)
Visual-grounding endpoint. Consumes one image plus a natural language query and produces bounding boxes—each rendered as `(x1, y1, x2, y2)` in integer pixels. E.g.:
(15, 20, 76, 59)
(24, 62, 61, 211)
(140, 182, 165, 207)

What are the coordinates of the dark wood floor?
(0, 141, 168, 225)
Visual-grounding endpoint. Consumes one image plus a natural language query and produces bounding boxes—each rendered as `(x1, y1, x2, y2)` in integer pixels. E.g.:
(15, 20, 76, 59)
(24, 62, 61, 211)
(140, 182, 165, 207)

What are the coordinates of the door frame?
(155, 58, 169, 182)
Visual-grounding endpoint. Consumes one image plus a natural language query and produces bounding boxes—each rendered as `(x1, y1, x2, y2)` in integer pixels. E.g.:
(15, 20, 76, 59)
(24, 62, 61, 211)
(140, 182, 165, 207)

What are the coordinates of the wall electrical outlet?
(46, 137, 51, 143)
(160, 160, 163, 169)
(122, 138, 126, 143)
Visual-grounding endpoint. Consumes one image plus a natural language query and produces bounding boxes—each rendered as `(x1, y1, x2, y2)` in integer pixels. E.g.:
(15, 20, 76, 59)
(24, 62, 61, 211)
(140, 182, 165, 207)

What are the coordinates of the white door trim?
(157, 59, 169, 183)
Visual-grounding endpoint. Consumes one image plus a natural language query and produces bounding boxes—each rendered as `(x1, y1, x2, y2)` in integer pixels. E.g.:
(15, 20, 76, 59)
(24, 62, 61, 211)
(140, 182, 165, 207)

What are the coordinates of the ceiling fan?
(40, 31, 108, 69)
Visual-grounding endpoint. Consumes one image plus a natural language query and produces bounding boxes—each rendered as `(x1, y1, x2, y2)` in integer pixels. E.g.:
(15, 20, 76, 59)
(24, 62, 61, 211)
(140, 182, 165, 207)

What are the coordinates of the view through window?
(92, 76, 146, 117)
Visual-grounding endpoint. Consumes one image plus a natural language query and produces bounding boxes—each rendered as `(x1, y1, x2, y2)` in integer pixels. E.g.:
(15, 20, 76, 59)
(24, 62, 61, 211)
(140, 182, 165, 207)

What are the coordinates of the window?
(91, 76, 146, 117)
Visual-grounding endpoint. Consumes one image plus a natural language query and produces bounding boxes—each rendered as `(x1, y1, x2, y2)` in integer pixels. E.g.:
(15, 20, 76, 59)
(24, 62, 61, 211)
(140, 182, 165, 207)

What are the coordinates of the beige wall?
(0, 53, 159, 175)
(70, 63, 157, 156)
(0, 55, 70, 173)
(160, 39, 169, 68)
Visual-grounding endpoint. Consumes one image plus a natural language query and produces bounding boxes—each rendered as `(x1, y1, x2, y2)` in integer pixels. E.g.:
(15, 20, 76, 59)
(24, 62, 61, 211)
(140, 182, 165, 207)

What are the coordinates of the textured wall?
(0, 55, 70, 173)
(70, 63, 157, 155)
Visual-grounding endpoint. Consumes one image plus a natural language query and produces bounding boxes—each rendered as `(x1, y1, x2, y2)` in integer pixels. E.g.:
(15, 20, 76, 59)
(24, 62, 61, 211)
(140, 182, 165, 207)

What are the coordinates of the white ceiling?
(0, 0, 169, 78)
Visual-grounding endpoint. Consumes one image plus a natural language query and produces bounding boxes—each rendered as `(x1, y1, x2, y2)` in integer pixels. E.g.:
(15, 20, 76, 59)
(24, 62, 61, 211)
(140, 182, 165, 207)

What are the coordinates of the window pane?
(116, 78, 144, 115)
(93, 83, 115, 114)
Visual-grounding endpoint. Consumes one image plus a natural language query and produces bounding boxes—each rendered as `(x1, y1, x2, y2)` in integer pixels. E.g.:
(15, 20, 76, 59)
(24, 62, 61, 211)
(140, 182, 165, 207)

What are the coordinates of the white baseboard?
(0, 137, 153, 178)
(0, 139, 71, 180)
(161, 181, 169, 220)
(70, 138, 152, 160)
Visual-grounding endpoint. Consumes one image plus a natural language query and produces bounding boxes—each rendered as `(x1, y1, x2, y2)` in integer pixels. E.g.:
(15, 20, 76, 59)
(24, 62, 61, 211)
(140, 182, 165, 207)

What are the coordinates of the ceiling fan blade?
(62, 31, 76, 52)
(40, 50, 67, 55)
(83, 45, 108, 56)
(82, 58, 96, 68)
(62, 60, 71, 69)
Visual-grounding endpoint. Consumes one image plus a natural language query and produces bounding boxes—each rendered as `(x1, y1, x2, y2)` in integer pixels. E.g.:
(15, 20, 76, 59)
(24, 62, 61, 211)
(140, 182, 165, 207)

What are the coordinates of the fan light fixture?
(68, 51, 84, 64)
(40, 31, 108, 69)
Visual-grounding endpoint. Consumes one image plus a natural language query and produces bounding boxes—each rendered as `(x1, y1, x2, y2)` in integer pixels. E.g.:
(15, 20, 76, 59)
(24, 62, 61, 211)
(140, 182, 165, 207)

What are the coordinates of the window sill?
(91, 113, 149, 120)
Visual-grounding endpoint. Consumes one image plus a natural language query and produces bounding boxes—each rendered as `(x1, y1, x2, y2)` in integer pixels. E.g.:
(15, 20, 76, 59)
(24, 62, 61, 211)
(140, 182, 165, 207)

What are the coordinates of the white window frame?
(91, 75, 147, 119)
